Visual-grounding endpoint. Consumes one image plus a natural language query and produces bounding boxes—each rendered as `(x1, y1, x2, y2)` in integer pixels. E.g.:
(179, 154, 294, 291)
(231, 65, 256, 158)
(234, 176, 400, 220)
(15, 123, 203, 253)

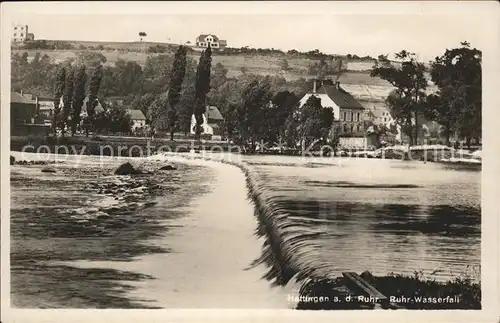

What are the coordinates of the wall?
(339, 137, 367, 149)
(132, 119, 146, 131)
(338, 108, 365, 135)
(11, 102, 37, 126)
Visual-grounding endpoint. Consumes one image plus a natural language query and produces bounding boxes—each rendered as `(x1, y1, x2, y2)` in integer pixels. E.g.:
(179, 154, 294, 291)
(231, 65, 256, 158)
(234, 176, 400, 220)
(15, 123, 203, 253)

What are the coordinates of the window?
(343, 111, 347, 121)
(14, 27, 17, 30)
(343, 123, 348, 132)
(21, 33, 24, 37)
(13, 33, 16, 37)
(357, 124, 361, 132)
(357, 113, 360, 121)
(351, 112, 354, 121)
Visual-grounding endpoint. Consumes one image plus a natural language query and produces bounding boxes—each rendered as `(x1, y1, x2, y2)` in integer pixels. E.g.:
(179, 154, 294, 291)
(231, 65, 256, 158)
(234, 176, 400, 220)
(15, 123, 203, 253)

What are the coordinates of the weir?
(155, 151, 481, 310)
(155, 153, 343, 286)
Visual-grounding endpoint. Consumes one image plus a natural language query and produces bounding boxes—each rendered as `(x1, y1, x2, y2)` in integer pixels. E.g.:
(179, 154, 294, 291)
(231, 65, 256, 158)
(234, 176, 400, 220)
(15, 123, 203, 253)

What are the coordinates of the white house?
(298, 79, 366, 135)
(128, 109, 146, 131)
(195, 34, 227, 50)
(190, 106, 224, 137)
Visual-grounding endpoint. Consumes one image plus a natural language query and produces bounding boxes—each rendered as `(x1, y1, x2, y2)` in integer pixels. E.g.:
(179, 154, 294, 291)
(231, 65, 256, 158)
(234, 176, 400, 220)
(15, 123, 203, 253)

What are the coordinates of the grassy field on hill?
(12, 40, 389, 86)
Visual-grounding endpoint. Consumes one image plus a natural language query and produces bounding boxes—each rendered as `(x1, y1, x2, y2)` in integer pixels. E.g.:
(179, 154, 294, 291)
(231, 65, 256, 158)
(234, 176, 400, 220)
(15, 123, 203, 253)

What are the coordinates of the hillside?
(11, 40, 436, 104)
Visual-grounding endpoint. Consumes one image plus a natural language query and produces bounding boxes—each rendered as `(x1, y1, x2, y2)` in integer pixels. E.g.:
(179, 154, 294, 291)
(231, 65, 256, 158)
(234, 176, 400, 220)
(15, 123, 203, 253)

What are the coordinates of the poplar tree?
(194, 45, 212, 141)
(71, 65, 87, 135)
(61, 67, 74, 136)
(167, 45, 187, 140)
(86, 65, 103, 136)
(53, 66, 66, 135)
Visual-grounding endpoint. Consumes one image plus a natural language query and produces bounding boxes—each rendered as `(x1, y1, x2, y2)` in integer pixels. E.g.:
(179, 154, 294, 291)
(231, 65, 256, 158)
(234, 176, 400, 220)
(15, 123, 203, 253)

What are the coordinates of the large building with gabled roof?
(298, 79, 366, 138)
(195, 34, 227, 50)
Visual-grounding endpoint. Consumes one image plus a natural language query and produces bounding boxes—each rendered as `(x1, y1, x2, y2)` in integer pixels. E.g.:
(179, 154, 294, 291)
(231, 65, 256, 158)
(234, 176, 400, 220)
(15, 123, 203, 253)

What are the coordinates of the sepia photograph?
(1, 1, 499, 322)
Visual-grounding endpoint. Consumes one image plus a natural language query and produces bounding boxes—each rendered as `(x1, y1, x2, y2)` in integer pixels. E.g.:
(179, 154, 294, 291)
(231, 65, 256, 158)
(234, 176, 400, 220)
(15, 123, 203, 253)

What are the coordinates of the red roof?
(316, 84, 365, 110)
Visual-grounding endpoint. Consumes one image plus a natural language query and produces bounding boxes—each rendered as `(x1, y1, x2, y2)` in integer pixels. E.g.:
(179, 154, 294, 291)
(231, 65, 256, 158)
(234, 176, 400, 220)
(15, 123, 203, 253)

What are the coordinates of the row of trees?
(371, 42, 481, 147)
(50, 63, 103, 136)
(12, 41, 481, 148)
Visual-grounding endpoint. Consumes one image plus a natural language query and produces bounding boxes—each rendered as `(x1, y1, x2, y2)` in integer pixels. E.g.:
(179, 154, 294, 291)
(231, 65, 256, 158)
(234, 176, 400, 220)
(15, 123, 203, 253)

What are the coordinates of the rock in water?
(159, 165, 177, 171)
(10, 156, 15, 165)
(114, 162, 141, 175)
(41, 167, 57, 173)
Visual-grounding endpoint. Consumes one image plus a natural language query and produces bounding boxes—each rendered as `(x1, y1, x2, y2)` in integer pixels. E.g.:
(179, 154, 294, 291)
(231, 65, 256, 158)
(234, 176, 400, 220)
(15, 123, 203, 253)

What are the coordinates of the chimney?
(313, 80, 317, 93)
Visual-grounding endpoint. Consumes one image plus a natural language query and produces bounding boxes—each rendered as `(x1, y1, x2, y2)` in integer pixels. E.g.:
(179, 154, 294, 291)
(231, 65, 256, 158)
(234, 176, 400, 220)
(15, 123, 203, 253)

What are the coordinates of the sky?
(4, 2, 492, 62)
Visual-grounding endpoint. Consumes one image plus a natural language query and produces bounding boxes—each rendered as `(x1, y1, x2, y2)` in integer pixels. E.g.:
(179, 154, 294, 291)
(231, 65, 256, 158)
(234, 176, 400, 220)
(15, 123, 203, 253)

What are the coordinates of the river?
(9, 151, 480, 308)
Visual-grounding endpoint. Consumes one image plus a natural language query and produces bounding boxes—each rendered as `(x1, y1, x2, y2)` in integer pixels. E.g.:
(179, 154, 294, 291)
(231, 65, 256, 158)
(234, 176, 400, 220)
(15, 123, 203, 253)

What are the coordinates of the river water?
(237, 154, 481, 283)
(9, 151, 480, 308)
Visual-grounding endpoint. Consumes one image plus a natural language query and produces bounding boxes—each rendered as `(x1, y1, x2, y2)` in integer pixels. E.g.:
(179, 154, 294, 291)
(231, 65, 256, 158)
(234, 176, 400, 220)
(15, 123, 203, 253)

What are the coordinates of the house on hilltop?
(195, 34, 227, 50)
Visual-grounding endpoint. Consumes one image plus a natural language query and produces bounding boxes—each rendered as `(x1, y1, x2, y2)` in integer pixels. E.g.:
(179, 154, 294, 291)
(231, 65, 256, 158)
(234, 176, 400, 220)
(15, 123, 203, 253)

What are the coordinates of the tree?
(236, 78, 273, 151)
(133, 93, 156, 121)
(85, 64, 103, 136)
(177, 85, 196, 135)
(194, 45, 212, 141)
(143, 55, 173, 92)
(148, 92, 169, 131)
(167, 45, 187, 140)
(139, 32, 147, 42)
(61, 66, 74, 136)
(107, 104, 133, 134)
(71, 65, 87, 135)
(284, 112, 300, 148)
(212, 62, 228, 89)
(271, 91, 299, 143)
(371, 50, 427, 145)
(427, 42, 481, 147)
(113, 60, 144, 96)
(75, 51, 107, 69)
(298, 95, 334, 148)
(308, 57, 347, 81)
(52, 66, 66, 135)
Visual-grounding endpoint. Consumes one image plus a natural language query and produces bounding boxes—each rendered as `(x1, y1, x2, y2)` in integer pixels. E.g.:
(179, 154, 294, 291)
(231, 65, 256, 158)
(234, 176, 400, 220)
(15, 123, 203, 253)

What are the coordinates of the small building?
(12, 24, 29, 42)
(128, 109, 147, 131)
(195, 34, 227, 50)
(37, 97, 55, 126)
(11, 91, 38, 127)
(366, 103, 394, 129)
(190, 106, 224, 137)
(11, 91, 50, 136)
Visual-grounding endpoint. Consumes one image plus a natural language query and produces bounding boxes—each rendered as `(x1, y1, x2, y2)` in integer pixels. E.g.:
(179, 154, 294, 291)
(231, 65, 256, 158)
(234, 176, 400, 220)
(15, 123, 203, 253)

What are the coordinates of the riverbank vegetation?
(12, 41, 481, 152)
